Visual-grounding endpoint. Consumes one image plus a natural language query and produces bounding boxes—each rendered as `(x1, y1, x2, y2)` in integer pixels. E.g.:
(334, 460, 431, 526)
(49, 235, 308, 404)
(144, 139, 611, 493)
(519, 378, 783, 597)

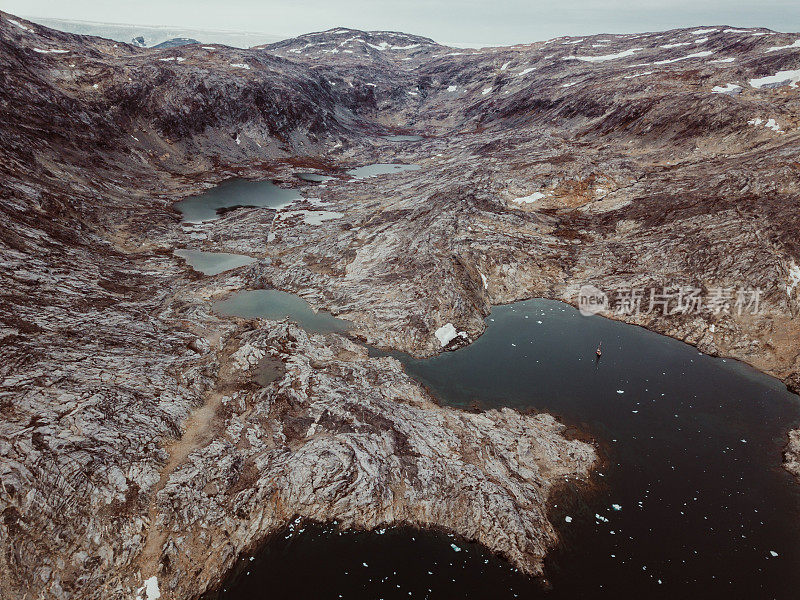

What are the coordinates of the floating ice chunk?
(653, 51, 713, 65)
(565, 516, 573, 523)
(596, 513, 609, 522)
(565, 48, 642, 62)
(766, 39, 800, 52)
(749, 69, 800, 89)
(230, 63, 251, 69)
(362, 562, 369, 567)
(616, 390, 625, 394)
(512, 192, 546, 204)
(612, 504, 622, 511)
(769, 550, 779, 557)
(450, 543, 462, 552)
(711, 83, 742, 95)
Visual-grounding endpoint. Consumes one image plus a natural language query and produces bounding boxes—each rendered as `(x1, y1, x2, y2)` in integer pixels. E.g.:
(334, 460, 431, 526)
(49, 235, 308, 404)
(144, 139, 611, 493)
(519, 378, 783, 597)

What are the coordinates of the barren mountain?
(1, 11, 799, 600)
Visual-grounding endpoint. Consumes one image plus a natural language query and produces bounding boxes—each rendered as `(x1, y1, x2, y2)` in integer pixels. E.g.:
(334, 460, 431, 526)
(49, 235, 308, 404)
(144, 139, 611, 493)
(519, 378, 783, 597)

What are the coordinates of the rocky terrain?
(1, 10, 800, 600)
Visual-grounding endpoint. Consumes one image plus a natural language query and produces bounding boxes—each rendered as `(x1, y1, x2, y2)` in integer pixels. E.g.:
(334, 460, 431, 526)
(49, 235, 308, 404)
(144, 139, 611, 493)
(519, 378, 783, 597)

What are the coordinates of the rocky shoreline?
(1, 12, 799, 600)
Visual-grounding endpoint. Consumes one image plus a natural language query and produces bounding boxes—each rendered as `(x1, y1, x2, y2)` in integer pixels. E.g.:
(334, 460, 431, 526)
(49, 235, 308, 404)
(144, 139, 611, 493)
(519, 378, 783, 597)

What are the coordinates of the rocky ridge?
(0, 11, 799, 600)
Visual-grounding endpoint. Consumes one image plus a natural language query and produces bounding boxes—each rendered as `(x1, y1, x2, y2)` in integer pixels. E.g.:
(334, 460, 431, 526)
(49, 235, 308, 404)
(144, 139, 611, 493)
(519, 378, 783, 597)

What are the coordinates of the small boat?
(595, 342, 602, 357)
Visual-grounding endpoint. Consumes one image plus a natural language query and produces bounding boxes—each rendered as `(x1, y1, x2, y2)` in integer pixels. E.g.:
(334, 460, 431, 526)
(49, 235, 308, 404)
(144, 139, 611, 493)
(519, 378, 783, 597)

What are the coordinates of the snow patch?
(517, 67, 535, 76)
(482, 86, 493, 95)
(709, 57, 736, 63)
(230, 63, 251, 69)
(6, 18, 32, 32)
(654, 50, 713, 65)
(33, 48, 69, 54)
(565, 48, 642, 62)
(512, 192, 546, 204)
(749, 69, 800, 89)
(135, 577, 161, 600)
(447, 85, 458, 92)
(711, 83, 742, 95)
(435, 323, 461, 347)
(692, 28, 718, 34)
(767, 39, 800, 52)
(624, 71, 654, 79)
(787, 260, 800, 297)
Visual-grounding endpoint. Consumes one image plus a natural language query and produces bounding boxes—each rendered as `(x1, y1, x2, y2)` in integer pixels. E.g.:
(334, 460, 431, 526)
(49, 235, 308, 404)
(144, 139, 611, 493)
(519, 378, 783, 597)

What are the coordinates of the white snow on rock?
(654, 50, 713, 65)
(517, 67, 535, 76)
(692, 28, 719, 34)
(724, 28, 750, 33)
(748, 117, 783, 132)
(6, 18, 32, 32)
(623, 71, 653, 79)
(435, 323, 459, 347)
(500, 61, 511, 70)
(767, 39, 800, 52)
(135, 577, 161, 600)
(447, 85, 458, 92)
(709, 57, 736, 63)
(787, 260, 800, 297)
(661, 42, 692, 48)
(711, 83, 742, 95)
(749, 69, 800, 89)
(33, 48, 69, 54)
(482, 86, 493, 95)
(565, 48, 641, 62)
(512, 192, 546, 204)
(202, 46, 216, 50)
(230, 63, 251, 69)
(480, 273, 488, 289)
(694, 37, 709, 44)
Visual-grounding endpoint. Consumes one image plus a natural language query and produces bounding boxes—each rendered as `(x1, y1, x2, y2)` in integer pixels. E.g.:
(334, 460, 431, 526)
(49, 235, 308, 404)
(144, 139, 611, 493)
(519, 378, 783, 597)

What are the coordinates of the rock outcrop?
(1, 11, 799, 600)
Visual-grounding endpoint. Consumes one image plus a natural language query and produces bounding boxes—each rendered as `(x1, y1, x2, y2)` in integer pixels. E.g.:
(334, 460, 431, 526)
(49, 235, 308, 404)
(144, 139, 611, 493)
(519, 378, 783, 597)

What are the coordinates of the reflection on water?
(296, 172, 335, 183)
(174, 249, 255, 276)
(346, 163, 420, 179)
(213, 289, 351, 334)
(215, 299, 800, 600)
(176, 179, 301, 223)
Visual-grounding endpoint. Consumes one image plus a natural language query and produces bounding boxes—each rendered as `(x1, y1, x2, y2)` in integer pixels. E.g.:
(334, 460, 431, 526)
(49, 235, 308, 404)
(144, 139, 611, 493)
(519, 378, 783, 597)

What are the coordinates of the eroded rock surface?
(0, 12, 799, 600)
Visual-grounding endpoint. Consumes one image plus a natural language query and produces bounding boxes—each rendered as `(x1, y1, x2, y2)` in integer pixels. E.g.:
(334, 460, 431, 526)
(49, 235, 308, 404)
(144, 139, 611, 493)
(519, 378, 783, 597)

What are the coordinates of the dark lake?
(175, 179, 301, 223)
(212, 299, 800, 599)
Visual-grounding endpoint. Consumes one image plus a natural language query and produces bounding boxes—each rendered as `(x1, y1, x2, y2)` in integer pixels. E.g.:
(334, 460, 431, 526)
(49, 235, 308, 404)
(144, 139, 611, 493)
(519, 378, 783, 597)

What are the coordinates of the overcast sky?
(6, 0, 800, 46)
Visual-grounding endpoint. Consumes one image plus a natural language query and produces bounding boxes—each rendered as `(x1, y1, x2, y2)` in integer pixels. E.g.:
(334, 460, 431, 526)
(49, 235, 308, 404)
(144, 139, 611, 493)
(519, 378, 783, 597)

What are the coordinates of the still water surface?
(212, 293, 800, 598)
(176, 179, 301, 223)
